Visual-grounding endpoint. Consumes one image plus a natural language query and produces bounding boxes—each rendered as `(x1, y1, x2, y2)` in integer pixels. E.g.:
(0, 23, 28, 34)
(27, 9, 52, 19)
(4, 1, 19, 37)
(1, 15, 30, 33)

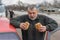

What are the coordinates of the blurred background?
(0, 0, 60, 40)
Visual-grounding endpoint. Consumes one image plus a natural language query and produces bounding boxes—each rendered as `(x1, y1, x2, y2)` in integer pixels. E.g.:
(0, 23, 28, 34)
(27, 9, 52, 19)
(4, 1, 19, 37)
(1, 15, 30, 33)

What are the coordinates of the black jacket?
(10, 15, 58, 40)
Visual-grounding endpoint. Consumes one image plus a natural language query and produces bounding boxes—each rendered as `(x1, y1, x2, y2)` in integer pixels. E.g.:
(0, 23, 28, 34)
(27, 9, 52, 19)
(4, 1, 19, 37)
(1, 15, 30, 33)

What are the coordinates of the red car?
(0, 17, 21, 40)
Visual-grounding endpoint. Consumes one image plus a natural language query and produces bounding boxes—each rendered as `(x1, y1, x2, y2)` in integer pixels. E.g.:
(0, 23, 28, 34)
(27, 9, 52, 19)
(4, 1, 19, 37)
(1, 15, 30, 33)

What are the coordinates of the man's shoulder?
(16, 15, 28, 19)
(38, 14, 50, 19)
(20, 15, 28, 17)
(38, 14, 46, 17)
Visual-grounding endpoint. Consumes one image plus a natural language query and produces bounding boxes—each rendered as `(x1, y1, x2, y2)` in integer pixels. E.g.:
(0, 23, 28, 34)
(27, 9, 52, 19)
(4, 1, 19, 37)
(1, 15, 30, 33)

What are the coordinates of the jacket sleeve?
(44, 16, 58, 31)
(10, 16, 24, 28)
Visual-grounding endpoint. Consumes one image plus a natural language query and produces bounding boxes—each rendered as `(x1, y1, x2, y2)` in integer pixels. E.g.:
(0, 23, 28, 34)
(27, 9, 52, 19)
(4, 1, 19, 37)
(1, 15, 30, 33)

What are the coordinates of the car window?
(0, 5, 5, 13)
(0, 4, 6, 17)
(0, 32, 20, 40)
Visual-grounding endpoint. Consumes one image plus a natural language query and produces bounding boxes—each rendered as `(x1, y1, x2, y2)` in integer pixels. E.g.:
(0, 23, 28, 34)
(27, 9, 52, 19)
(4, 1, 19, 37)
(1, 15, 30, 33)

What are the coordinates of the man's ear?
(37, 9, 39, 13)
(35, 10, 38, 14)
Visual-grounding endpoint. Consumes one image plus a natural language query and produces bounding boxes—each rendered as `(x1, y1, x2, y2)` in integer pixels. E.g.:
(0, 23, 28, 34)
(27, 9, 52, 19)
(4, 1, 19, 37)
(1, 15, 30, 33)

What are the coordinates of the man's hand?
(38, 26, 46, 32)
(20, 22, 29, 30)
(20, 23, 27, 30)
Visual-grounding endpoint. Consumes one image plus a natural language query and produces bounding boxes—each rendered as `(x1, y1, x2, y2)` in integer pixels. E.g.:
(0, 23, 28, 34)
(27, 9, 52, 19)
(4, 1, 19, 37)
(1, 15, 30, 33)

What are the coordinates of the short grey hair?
(27, 6, 37, 11)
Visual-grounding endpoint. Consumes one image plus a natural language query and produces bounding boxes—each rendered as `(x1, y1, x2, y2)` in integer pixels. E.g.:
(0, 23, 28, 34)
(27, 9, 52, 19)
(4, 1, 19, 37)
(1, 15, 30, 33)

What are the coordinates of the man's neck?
(29, 16, 37, 20)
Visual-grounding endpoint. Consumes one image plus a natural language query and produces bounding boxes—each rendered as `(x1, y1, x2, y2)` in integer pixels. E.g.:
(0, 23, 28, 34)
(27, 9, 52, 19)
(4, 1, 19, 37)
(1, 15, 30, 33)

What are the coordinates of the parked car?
(0, 17, 21, 40)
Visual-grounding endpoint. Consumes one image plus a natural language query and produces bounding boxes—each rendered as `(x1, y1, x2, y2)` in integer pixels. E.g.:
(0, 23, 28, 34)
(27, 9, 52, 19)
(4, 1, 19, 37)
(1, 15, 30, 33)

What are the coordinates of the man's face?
(28, 9, 38, 20)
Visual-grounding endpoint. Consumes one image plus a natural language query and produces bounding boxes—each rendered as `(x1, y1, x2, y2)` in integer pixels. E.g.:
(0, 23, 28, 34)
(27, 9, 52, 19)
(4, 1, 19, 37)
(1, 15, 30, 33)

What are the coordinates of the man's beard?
(29, 16, 37, 20)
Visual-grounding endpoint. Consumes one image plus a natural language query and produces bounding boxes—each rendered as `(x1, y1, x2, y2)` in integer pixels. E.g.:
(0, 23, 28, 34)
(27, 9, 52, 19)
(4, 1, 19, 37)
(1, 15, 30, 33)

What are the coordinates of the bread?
(35, 23, 42, 30)
(25, 22, 30, 30)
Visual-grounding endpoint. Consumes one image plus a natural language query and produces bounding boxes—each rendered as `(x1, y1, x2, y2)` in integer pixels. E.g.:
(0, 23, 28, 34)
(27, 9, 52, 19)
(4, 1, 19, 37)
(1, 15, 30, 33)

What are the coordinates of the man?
(10, 6, 58, 40)
(9, 10, 14, 18)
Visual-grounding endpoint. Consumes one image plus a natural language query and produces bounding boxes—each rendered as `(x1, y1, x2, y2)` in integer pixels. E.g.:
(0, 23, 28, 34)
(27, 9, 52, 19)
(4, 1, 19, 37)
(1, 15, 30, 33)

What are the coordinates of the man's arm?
(44, 16, 58, 31)
(10, 16, 24, 28)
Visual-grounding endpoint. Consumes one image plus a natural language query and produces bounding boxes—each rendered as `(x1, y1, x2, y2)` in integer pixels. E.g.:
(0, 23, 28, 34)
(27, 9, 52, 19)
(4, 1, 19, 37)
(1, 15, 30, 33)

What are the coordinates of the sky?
(2, 0, 55, 5)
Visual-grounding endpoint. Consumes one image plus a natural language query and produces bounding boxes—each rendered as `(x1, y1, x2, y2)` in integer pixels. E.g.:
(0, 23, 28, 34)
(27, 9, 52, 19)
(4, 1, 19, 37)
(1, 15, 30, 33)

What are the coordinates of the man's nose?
(31, 14, 34, 16)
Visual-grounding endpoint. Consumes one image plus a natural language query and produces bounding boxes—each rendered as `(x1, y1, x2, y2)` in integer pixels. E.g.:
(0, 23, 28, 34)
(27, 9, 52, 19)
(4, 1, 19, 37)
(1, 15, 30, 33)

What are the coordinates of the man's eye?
(29, 12, 32, 14)
(33, 12, 35, 14)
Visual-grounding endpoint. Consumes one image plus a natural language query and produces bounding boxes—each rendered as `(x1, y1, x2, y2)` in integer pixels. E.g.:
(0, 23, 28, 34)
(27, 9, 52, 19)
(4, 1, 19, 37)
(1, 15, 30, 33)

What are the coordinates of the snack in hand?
(35, 23, 42, 30)
(25, 21, 30, 30)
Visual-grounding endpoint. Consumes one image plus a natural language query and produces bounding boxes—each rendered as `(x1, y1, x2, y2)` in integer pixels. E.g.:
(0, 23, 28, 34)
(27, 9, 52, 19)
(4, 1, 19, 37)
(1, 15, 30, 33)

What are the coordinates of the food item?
(35, 23, 42, 30)
(25, 21, 30, 30)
